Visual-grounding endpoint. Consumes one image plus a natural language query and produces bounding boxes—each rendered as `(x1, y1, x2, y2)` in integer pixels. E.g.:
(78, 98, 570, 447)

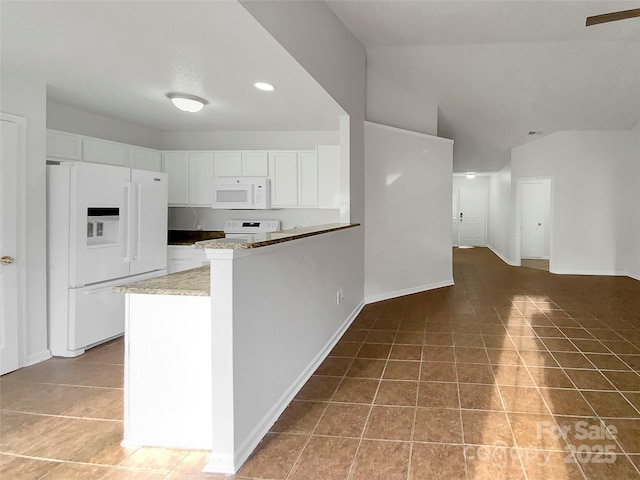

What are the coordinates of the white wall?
(205, 227, 363, 472)
(241, 0, 366, 226)
(1, 72, 50, 365)
(487, 162, 514, 264)
(364, 122, 453, 303)
(47, 101, 162, 149)
(625, 123, 640, 280)
(511, 130, 638, 276)
(159, 130, 339, 151)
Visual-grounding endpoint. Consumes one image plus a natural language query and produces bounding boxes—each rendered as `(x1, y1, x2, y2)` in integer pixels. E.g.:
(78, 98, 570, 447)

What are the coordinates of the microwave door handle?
(123, 183, 132, 262)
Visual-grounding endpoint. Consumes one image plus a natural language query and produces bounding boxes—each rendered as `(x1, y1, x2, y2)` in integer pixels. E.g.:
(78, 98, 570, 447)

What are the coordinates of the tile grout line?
(503, 301, 589, 479)
(343, 325, 395, 480)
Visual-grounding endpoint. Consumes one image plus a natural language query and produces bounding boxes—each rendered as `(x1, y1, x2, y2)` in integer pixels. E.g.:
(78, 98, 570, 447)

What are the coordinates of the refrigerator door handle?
(123, 183, 132, 262)
(135, 183, 142, 261)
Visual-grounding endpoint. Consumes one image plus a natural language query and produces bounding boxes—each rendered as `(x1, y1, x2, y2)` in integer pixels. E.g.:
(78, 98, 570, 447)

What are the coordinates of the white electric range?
(223, 219, 280, 238)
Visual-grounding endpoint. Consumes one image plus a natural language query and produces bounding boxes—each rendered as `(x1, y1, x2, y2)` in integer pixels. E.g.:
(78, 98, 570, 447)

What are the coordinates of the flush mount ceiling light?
(254, 82, 275, 92)
(466, 172, 476, 179)
(167, 93, 208, 113)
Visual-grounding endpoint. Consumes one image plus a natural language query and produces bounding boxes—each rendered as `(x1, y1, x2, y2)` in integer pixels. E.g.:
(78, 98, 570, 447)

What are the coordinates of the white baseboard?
(25, 349, 52, 367)
(487, 244, 516, 266)
(364, 280, 454, 305)
(203, 300, 365, 475)
(550, 268, 631, 277)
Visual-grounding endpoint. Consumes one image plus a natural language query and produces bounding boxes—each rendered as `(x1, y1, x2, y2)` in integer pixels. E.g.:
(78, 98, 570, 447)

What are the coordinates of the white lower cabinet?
(167, 246, 208, 273)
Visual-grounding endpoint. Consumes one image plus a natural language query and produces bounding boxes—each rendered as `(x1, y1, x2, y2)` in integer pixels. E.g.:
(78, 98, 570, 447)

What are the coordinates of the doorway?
(456, 188, 487, 247)
(1, 114, 25, 374)
(518, 177, 551, 267)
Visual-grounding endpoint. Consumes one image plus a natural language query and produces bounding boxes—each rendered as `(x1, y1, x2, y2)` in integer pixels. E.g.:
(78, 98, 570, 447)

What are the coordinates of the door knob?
(1, 256, 14, 265)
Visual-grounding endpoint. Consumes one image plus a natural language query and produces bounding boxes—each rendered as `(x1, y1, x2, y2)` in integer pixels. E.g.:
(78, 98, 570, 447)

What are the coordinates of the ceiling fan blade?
(586, 8, 640, 26)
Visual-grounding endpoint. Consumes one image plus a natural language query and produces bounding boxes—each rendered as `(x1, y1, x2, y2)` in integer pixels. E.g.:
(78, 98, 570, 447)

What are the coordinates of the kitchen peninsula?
(115, 223, 361, 474)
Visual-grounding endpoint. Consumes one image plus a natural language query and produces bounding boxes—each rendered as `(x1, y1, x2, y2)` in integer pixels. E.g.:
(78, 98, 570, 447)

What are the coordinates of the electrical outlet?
(337, 288, 344, 305)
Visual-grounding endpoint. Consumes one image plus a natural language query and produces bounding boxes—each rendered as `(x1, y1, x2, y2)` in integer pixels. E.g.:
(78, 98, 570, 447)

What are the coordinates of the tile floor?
(2, 247, 640, 479)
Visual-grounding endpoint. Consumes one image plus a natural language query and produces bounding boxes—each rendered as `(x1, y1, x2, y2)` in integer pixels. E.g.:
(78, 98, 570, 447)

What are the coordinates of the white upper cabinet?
(317, 145, 341, 209)
(46, 130, 341, 210)
(189, 152, 214, 206)
(213, 151, 242, 177)
(47, 130, 82, 160)
(162, 151, 189, 206)
(83, 137, 129, 166)
(270, 152, 298, 207)
(130, 146, 162, 172)
(47, 130, 163, 172)
(214, 151, 269, 177)
(298, 151, 318, 207)
(269, 151, 320, 208)
(242, 151, 269, 176)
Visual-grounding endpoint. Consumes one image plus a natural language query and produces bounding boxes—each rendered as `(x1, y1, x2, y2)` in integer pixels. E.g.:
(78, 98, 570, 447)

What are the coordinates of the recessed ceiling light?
(167, 92, 208, 113)
(466, 172, 476, 179)
(254, 82, 275, 92)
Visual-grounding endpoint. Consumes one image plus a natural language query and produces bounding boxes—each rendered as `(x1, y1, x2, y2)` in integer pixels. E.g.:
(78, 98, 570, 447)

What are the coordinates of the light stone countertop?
(115, 223, 359, 296)
(196, 223, 359, 250)
(114, 266, 209, 296)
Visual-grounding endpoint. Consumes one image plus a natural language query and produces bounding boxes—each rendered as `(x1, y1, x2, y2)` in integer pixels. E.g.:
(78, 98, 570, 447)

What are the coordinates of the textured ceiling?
(1, 1, 344, 132)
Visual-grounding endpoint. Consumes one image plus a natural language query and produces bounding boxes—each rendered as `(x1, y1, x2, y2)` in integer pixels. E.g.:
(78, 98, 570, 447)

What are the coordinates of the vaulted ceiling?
(327, 0, 640, 171)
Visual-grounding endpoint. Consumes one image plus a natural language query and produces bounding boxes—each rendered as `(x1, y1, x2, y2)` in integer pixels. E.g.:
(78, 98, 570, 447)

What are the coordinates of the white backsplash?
(168, 207, 341, 231)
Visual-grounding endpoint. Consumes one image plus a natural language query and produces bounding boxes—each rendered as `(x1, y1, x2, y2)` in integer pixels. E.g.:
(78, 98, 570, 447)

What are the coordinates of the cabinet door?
(163, 152, 189, 205)
(298, 151, 318, 207)
(213, 151, 242, 177)
(270, 152, 298, 207)
(189, 152, 214, 206)
(317, 145, 341, 208)
(130, 146, 162, 172)
(83, 137, 129, 166)
(242, 151, 269, 176)
(47, 130, 82, 160)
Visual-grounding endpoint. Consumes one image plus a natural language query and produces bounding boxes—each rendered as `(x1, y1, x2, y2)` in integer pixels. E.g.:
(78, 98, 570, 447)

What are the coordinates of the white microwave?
(212, 177, 271, 209)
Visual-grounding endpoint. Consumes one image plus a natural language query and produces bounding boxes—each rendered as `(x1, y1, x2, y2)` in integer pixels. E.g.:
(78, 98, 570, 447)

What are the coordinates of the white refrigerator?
(47, 161, 168, 357)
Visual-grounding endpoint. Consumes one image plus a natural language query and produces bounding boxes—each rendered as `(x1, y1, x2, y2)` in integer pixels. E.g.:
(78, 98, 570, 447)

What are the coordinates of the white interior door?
(1, 117, 21, 374)
(459, 188, 487, 246)
(521, 180, 548, 259)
